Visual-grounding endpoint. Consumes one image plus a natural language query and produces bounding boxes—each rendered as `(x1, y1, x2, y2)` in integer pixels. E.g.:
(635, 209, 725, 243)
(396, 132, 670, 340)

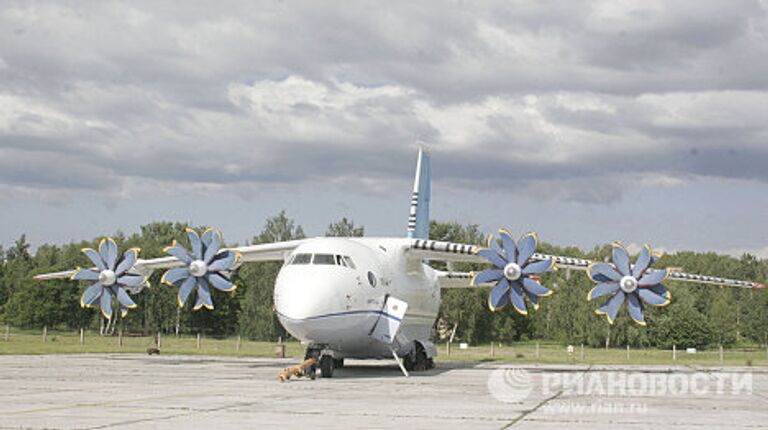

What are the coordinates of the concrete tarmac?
(0, 354, 766, 429)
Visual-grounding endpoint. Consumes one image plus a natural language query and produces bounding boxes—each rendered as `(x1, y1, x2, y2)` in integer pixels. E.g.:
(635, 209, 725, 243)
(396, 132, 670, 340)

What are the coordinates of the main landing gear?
(404, 343, 435, 372)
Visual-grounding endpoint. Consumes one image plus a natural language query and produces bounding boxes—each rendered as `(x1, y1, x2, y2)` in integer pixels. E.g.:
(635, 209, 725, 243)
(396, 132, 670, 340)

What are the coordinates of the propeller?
(71, 238, 147, 320)
(161, 228, 240, 310)
(587, 242, 671, 326)
(471, 229, 556, 315)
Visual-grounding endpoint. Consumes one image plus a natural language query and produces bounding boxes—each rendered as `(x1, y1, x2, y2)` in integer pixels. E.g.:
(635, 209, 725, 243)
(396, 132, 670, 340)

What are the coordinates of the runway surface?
(0, 354, 766, 429)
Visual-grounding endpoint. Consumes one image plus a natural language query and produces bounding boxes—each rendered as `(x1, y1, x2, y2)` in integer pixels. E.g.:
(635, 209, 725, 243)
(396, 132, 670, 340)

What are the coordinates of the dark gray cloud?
(1, 0, 767, 206)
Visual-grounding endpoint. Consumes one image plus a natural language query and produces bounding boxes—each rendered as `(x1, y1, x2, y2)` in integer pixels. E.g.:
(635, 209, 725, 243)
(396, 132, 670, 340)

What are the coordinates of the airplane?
(34, 148, 766, 379)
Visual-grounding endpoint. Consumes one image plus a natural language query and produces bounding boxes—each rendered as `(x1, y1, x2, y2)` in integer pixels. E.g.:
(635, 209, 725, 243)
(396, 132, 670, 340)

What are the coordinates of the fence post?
(626, 344, 630, 360)
(4, 325, 9, 341)
(490, 342, 495, 357)
(80, 328, 84, 345)
(236, 335, 241, 352)
(536, 342, 540, 359)
(197, 333, 201, 350)
(719, 344, 724, 362)
(118, 330, 123, 347)
(672, 344, 676, 361)
(580, 344, 584, 360)
(157, 332, 162, 349)
(446, 341, 451, 356)
(43, 326, 47, 343)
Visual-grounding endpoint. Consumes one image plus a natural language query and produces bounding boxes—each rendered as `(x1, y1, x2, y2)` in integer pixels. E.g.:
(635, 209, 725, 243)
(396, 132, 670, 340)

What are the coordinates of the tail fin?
(407, 148, 431, 239)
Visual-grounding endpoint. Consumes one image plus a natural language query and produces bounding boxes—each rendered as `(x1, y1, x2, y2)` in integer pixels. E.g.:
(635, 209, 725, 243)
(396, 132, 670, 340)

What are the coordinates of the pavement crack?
(500, 364, 593, 429)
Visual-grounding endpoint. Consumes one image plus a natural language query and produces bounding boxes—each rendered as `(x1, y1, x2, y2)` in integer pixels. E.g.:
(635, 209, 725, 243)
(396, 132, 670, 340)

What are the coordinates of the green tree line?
(1, 214, 766, 349)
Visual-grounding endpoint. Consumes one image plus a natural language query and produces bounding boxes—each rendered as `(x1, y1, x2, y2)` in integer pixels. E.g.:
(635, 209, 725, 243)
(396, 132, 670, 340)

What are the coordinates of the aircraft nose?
(274, 267, 343, 320)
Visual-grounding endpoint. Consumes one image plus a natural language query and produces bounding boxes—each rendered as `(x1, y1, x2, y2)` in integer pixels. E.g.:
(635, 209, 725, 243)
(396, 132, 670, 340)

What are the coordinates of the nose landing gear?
(302, 347, 338, 379)
(320, 355, 334, 378)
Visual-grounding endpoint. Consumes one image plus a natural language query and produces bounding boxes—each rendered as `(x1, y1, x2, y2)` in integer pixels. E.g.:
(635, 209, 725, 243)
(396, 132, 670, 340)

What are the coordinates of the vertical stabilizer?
(407, 148, 431, 239)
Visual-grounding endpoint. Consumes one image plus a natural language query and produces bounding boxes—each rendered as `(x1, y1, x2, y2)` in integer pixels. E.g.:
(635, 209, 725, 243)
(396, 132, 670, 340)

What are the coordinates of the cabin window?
(343, 256, 356, 269)
(335, 255, 346, 267)
(291, 253, 312, 265)
(313, 254, 336, 265)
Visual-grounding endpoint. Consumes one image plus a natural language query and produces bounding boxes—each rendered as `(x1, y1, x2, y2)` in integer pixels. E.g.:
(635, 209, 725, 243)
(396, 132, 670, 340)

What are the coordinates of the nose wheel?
(320, 355, 335, 378)
(305, 348, 337, 378)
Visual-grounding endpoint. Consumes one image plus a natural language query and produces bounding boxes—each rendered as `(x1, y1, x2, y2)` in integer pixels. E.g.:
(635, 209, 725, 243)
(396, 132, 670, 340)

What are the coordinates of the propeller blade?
(208, 251, 238, 272)
(638, 288, 671, 307)
(509, 281, 527, 315)
(516, 232, 538, 266)
(112, 285, 137, 309)
(588, 282, 620, 301)
(164, 241, 192, 265)
(162, 267, 190, 286)
(471, 269, 503, 286)
(611, 242, 631, 276)
(605, 290, 625, 324)
(626, 293, 646, 326)
(99, 290, 113, 320)
(488, 279, 511, 311)
(194, 278, 214, 310)
(523, 257, 555, 275)
(186, 229, 203, 261)
(498, 229, 518, 263)
(100, 238, 119, 271)
(207, 272, 235, 292)
(115, 248, 139, 276)
(72, 269, 99, 282)
(522, 277, 552, 297)
(476, 248, 507, 269)
(632, 244, 652, 278)
(203, 229, 222, 264)
(80, 283, 103, 307)
(82, 248, 106, 271)
(639, 269, 669, 286)
(177, 276, 196, 307)
(588, 263, 622, 282)
(117, 274, 146, 287)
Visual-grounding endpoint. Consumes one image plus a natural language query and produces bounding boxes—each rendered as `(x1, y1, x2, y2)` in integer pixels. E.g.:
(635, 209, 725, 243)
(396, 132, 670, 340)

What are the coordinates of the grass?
(1, 327, 767, 366)
(0, 327, 305, 358)
(440, 341, 768, 366)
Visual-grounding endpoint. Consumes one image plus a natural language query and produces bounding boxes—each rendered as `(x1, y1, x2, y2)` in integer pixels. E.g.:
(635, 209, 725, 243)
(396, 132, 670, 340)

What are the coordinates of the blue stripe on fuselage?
(277, 309, 402, 322)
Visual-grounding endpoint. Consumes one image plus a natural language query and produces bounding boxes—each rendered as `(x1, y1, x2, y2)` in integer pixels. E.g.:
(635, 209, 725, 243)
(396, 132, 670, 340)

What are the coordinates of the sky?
(1, 1, 768, 256)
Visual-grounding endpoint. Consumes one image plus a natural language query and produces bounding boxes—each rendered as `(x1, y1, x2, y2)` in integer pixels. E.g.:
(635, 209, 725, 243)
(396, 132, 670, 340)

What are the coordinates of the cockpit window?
(289, 253, 356, 268)
(291, 253, 312, 265)
(313, 254, 336, 265)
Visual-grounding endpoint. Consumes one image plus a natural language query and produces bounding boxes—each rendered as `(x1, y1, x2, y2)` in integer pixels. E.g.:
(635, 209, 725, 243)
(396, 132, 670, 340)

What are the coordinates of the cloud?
(0, 0, 767, 207)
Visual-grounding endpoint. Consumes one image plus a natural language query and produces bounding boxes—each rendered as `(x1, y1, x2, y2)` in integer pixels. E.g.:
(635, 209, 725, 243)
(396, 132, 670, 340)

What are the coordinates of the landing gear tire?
(333, 358, 344, 369)
(413, 350, 428, 372)
(426, 357, 435, 370)
(320, 355, 334, 378)
(404, 355, 415, 371)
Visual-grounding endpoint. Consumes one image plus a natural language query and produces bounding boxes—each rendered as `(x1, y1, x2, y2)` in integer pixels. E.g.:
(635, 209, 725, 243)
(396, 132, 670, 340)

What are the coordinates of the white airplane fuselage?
(274, 237, 440, 359)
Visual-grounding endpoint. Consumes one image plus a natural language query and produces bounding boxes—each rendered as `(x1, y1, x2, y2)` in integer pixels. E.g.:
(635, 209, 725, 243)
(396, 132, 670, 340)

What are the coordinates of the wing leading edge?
(33, 239, 309, 282)
(409, 239, 766, 290)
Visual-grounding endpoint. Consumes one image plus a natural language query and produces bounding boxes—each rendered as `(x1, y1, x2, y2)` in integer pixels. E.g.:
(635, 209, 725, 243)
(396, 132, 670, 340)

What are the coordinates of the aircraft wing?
(408, 239, 591, 269)
(32, 239, 308, 281)
(412, 239, 766, 290)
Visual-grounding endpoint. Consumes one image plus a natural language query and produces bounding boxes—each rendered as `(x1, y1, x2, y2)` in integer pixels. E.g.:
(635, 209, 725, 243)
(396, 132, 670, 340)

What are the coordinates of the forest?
(1, 212, 766, 349)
